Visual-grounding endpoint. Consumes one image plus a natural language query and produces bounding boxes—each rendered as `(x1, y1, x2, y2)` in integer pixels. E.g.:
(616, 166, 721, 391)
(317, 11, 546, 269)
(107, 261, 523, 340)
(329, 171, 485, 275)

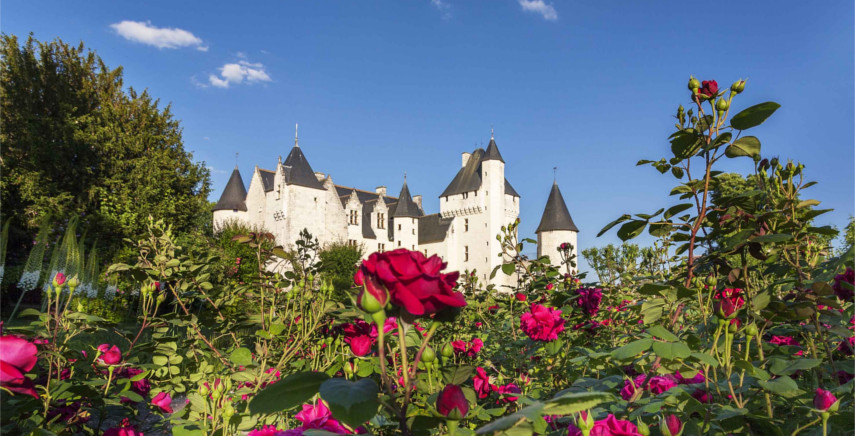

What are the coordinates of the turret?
(213, 166, 249, 229)
(535, 181, 579, 271)
(392, 179, 423, 251)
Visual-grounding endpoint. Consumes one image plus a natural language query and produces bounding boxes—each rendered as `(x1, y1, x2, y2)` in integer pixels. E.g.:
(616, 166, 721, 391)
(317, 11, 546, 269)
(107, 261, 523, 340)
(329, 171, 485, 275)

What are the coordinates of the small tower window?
(398, 224, 401, 231)
(464, 246, 469, 262)
(411, 229, 415, 235)
(398, 241, 401, 247)
(464, 219, 469, 232)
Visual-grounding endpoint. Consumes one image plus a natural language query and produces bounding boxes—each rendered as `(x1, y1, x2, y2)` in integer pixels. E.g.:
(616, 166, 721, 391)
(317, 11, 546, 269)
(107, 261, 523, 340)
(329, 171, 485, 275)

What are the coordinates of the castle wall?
(537, 230, 578, 273)
(213, 209, 248, 230)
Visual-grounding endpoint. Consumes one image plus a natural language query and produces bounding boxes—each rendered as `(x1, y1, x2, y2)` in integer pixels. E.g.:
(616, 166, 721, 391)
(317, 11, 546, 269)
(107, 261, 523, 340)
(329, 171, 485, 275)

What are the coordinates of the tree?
(318, 242, 363, 296)
(0, 34, 210, 262)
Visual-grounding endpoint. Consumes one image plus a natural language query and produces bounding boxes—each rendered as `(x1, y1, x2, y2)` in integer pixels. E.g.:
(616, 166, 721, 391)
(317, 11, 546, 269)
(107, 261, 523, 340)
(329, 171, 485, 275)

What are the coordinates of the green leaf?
(725, 136, 761, 159)
(756, 375, 802, 398)
(797, 199, 820, 208)
(652, 341, 692, 360)
(249, 371, 330, 415)
(664, 204, 693, 220)
(318, 378, 380, 428)
(543, 391, 614, 415)
(597, 214, 631, 237)
(442, 365, 475, 385)
(172, 426, 206, 436)
(730, 102, 780, 130)
(752, 291, 771, 311)
(230, 347, 253, 366)
(617, 220, 647, 241)
(691, 352, 719, 368)
(610, 338, 653, 361)
(152, 355, 168, 366)
(768, 358, 822, 376)
(501, 263, 515, 276)
(646, 325, 679, 342)
(476, 404, 545, 435)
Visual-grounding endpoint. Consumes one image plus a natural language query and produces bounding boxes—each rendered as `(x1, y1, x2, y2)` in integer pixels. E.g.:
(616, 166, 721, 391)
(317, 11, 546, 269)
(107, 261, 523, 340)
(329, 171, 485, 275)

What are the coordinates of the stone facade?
(213, 133, 579, 288)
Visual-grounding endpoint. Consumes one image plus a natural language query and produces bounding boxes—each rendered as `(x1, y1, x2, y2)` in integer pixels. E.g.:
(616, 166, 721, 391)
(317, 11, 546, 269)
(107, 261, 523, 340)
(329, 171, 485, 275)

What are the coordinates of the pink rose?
(295, 401, 350, 434)
(648, 375, 678, 395)
(152, 391, 173, 413)
(520, 304, 565, 342)
(473, 367, 494, 399)
(495, 383, 521, 403)
(96, 344, 123, 365)
(813, 388, 837, 411)
(0, 335, 39, 398)
(620, 375, 646, 401)
(576, 288, 602, 317)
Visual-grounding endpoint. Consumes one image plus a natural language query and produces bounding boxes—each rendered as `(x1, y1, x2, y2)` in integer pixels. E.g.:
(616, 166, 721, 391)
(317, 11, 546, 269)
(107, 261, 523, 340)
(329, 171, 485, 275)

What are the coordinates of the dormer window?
(349, 210, 359, 225)
(377, 213, 385, 229)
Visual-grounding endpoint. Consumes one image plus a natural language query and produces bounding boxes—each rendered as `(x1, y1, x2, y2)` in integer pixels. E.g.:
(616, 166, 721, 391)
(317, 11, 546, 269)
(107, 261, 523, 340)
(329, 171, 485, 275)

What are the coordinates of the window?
(348, 239, 357, 247)
(474, 191, 477, 196)
(349, 210, 359, 225)
(464, 218, 469, 232)
(412, 228, 415, 235)
(377, 213, 385, 229)
(424, 249, 428, 255)
(462, 192, 469, 199)
(412, 245, 415, 250)
(397, 241, 401, 247)
(398, 224, 401, 231)
(464, 246, 469, 262)
(378, 243, 385, 252)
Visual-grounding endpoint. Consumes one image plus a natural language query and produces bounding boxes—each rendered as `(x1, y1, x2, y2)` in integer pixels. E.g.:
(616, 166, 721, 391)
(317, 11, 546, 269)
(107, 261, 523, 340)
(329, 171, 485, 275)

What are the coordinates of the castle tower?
(481, 134, 509, 282)
(213, 166, 248, 229)
(392, 179, 423, 251)
(535, 181, 579, 270)
(278, 133, 328, 244)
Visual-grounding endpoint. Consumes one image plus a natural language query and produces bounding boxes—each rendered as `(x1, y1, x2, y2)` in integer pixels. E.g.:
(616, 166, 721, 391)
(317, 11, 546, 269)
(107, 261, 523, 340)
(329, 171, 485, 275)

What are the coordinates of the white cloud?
(518, 0, 558, 21)
(208, 60, 272, 88)
(430, 0, 452, 19)
(110, 20, 208, 50)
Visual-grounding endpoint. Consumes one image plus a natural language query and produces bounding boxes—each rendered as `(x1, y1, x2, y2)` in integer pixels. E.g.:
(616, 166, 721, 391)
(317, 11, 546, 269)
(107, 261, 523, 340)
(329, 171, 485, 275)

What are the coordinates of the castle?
(212, 129, 579, 287)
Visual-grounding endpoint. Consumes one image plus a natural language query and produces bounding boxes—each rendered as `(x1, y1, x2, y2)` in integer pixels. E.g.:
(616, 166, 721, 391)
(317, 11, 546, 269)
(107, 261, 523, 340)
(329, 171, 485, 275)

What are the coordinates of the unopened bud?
(688, 76, 700, 92)
(705, 276, 717, 287)
(422, 346, 436, 363)
(67, 275, 80, 289)
(744, 323, 758, 337)
(731, 80, 745, 94)
(223, 404, 235, 418)
(441, 343, 454, 358)
(199, 384, 210, 396)
(715, 98, 729, 112)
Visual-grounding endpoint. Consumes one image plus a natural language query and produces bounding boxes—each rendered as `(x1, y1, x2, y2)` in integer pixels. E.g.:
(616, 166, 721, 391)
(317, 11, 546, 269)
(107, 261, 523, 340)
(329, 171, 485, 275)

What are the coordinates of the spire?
(213, 167, 248, 211)
(282, 142, 325, 190)
(294, 123, 299, 148)
(392, 178, 424, 218)
(483, 131, 505, 163)
(535, 181, 579, 233)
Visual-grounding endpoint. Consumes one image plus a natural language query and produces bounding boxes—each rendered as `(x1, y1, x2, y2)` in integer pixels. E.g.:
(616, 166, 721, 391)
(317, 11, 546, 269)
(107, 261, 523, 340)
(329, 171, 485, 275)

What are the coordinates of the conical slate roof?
(392, 181, 424, 218)
(213, 167, 248, 211)
(483, 138, 505, 163)
(282, 146, 325, 190)
(535, 182, 579, 233)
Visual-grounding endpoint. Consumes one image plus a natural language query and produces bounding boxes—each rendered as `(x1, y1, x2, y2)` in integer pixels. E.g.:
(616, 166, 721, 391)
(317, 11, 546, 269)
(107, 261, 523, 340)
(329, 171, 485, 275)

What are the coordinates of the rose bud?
(715, 98, 730, 112)
(744, 323, 758, 337)
(199, 384, 210, 396)
(731, 80, 745, 94)
(436, 384, 469, 420)
(662, 414, 683, 436)
(705, 276, 717, 287)
(636, 417, 651, 436)
(813, 388, 838, 412)
(223, 404, 235, 418)
(53, 272, 67, 289)
(67, 275, 80, 289)
(688, 76, 700, 92)
(728, 318, 741, 333)
(716, 298, 737, 319)
(422, 346, 436, 364)
(96, 344, 123, 366)
(441, 343, 454, 358)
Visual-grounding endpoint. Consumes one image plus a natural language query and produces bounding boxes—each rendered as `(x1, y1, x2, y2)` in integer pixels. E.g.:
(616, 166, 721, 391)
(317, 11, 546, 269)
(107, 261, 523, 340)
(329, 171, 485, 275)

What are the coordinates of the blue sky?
(4, 1, 853, 271)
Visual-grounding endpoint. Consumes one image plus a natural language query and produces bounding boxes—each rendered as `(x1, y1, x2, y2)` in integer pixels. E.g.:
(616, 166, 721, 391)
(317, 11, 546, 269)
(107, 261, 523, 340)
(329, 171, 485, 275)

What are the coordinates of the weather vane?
(553, 166, 557, 181)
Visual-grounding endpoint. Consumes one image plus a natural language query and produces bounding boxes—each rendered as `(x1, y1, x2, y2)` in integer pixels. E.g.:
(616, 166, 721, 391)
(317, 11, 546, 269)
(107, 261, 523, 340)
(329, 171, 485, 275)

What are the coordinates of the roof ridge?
(334, 184, 399, 200)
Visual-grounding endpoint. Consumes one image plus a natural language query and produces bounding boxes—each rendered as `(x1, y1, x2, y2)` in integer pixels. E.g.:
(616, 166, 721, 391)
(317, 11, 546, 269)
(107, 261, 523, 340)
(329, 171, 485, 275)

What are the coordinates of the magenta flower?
(96, 344, 122, 365)
(152, 391, 173, 413)
(832, 267, 854, 301)
(295, 400, 351, 434)
(0, 335, 39, 398)
(104, 419, 143, 436)
(473, 367, 494, 399)
(676, 370, 705, 384)
(620, 375, 646, 401)
(436, 384, 469, 419)
(648, 375, 679, 395)
(520, 304, 565, 342)
(568, 414, 643, 436)
(495, 383, 521, 404)
(664, 414, 683, 436)
(813, 388, 838, 411)
(576, 288, 603, 317)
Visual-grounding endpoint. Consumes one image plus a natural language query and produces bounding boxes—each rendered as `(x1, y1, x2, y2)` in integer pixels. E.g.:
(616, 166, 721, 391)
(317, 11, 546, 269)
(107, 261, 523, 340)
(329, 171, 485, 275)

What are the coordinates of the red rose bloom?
(648, 375, 678, 395)
(451, 340, 467, 355)
(436, 384, 469, 418)
(813, 388, 837, 411)
(699, 80, 718, 98)
(520, 304, 565, 342)
(342, 320, 377, 357)
(495, 383, 521, 404)
(354, 249, 464, 316)
(0, 335, 39, 398)
(96, 344, 123, 365)
(152, 391, 173, 413)
(515, 293, 527, 302)
(473, 367, 493, 399)
(576, 288, 602, 317)
(568, 414, 643, 436)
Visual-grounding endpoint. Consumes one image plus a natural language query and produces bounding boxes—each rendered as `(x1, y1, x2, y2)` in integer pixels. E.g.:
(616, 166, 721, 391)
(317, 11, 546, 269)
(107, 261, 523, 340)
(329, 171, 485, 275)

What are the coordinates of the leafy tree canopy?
(0, 34, 211, 261)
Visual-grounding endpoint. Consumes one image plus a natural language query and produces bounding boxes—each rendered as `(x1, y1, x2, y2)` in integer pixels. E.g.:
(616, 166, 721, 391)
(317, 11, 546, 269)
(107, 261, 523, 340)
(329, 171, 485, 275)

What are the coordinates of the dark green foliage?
(0, 34, 210, 262)
(318, 241, 363, 296)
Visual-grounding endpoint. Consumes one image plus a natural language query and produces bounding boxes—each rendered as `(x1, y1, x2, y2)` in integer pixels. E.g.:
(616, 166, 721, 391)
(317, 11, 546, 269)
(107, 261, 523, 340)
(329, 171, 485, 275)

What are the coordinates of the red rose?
(355, 249, 464, 316)
(53, 272, 67, 287)
(342, 320, 377, 357)
(520, 304, 565, 342)
(436, 384, 469, 419)
(813, 388, 837, 411)
(495, 383, 521, 404)
(104, 419, 143, 436)
(152, 391, 173, 413)
(96, 344, 123, 365)
(664, 414, 683, 436)
(451, 340, 467, 355)
(467, 338, 483, 356)
(699, 80, 718, 98)
(576, 288, 602, 317)
(473, 367, 493, 399)
(648, 375, 678, 395)
(568, 414, 643, 436)
(0, 335, 39, 398)
(515, 293, 527, 302)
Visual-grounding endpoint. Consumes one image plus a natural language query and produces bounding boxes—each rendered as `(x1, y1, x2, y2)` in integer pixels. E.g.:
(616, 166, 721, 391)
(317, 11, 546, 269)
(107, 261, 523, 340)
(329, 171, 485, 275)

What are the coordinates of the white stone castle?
(212, 128, 579, 287)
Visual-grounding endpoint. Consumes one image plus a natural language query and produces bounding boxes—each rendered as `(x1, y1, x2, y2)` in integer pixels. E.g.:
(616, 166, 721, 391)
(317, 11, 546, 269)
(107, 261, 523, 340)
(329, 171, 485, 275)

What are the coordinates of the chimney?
(375, 186, 387, 196)
(413, 195, 422, 210)
(461, 152, 471, 168)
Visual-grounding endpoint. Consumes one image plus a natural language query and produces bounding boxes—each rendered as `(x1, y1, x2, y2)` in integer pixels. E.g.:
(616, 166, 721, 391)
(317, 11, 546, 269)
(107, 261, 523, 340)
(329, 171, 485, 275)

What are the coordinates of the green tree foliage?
(318, 242, 363, 296)
(0, 34, 210, 261)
